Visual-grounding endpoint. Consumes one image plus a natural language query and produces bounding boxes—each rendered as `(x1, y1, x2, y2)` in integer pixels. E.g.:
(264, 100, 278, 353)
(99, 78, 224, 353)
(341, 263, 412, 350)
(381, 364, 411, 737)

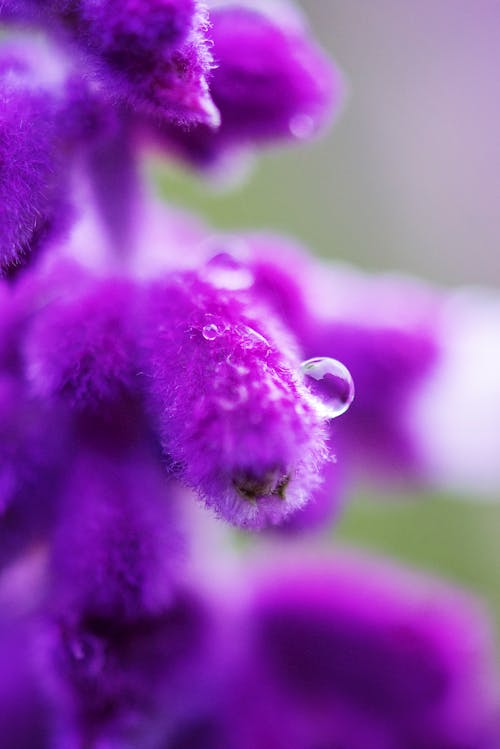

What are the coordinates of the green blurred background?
(157, 1, 500, 628)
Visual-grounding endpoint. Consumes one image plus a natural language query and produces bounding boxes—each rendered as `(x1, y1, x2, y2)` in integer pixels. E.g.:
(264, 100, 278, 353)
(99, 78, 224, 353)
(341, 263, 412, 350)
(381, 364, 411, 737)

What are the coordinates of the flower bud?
(141, 271, 329, 528)
(158, 0, 343, 166)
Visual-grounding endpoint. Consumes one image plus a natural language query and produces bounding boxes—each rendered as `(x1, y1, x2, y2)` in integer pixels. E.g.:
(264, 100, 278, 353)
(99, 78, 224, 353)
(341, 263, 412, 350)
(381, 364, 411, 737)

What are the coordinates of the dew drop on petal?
(300, 357, 355, 419)
(202, 313, 227, 341)
(204, 252, 254, 291)
(289, 113, 315, 140)
(200, 236, 253, 291)
(202, 324, 219, 341)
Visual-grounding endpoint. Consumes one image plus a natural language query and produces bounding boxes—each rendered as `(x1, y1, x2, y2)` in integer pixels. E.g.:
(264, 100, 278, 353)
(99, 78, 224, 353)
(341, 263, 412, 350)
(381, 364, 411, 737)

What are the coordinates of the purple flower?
(46, 444, 206, 746)
(0, 43, 77, 274)
(0, 374, 68, 570)
(0, 615, 52, 749)
(301, 264, 500, 497)
(141, 270, 329, 528)
(2, 0, 220, 128)
(310, 320, 439, 479)
(233, 554, 500, 748)
(23, 267, 140, 410)
(51, 586, 208, 748)
(249, 235, 500, 499)
(155, 0, 342, 167)
(51, 445, 184, 621)
(0, 278, 25, 372)
(0, 4, 498, 748)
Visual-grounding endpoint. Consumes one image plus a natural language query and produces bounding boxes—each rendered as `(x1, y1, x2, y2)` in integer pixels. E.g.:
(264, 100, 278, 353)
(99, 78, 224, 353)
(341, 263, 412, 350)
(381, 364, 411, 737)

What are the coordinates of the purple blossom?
(46, 445, 206, 746)
(0, 44, 75, 274)
(50, 445, 184, 621)
(226, 235, 446, 486)
(141, 270, 329, 528)
(1, 0, 219, 128)
(155, 0, 342, 167)
(23, 268, 140, 410)
(0, 2, 498, 747)
(232, 554, 500, 749)
(0, 374, 68, 570)
(51, 585, 208, 748)
(0, 615, 53, 749)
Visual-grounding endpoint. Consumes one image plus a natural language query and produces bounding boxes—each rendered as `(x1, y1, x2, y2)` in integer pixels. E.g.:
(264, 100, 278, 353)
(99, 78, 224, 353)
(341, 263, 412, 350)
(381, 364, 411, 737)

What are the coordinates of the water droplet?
(289, 113, 315, 140)
(202, 314, 227, 341)
(202, 324, 219, 341)
(204, 252, 254, 291)
(301, 357, 354, 419)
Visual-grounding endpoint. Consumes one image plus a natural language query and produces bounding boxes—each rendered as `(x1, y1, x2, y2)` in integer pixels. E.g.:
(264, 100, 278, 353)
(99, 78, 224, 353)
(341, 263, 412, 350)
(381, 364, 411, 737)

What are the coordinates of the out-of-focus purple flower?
(51, 445, 184, 622)
(0, 42, 77, 274)
(311, 321, 439, 480)
(168, 231, 441, 491)
(1, 0, 219, 129)
(51, 585, 208, 749)
(141, 270, 329, 528)
(0, 279, 25, 372)
(23, 269, 140, 410)
(46, 444, 206, 746)
(303, 263, 500, 497)
(0, 614, 52, 749)
(229, 553, 500, 749)
(0, 374, 68, 570)
(155, 0, 342, 167)
(73, 0, 218, 126)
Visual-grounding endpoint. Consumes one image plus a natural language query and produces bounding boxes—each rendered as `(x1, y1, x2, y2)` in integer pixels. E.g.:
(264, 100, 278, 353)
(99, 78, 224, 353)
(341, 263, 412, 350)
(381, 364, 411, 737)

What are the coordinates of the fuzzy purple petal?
(51, 445, 184, 621)
(4, 0, 220, 128)
(239, 555, 500, 748)
(141, 270, 329, 528)
(0, 374, 68, 570)
(155, 0, 342, 166)
(0, 46, 74, 274)
(23, 270, 140, 410)
(47, 444, 208, 744)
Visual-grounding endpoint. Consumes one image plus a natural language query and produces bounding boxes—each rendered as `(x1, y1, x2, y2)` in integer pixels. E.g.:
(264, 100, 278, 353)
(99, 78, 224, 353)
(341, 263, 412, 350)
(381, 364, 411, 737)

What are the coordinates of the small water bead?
(301, 357, 355, 419)
(202, 314, 227, 341)
(202, 325, 219, 341)
(204, 252, 254, 291)
(289, 113, 315, 140)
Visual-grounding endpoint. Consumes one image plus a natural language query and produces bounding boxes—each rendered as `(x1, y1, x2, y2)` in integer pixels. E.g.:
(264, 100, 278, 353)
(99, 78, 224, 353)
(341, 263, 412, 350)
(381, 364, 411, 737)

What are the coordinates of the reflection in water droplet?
(289, 113, 315, 139)
(301, 357, 354, 419)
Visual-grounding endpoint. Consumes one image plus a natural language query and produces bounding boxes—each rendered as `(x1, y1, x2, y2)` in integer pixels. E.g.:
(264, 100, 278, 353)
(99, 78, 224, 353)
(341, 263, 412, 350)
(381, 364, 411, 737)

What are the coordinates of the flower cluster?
(1, 2, 500, 748)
